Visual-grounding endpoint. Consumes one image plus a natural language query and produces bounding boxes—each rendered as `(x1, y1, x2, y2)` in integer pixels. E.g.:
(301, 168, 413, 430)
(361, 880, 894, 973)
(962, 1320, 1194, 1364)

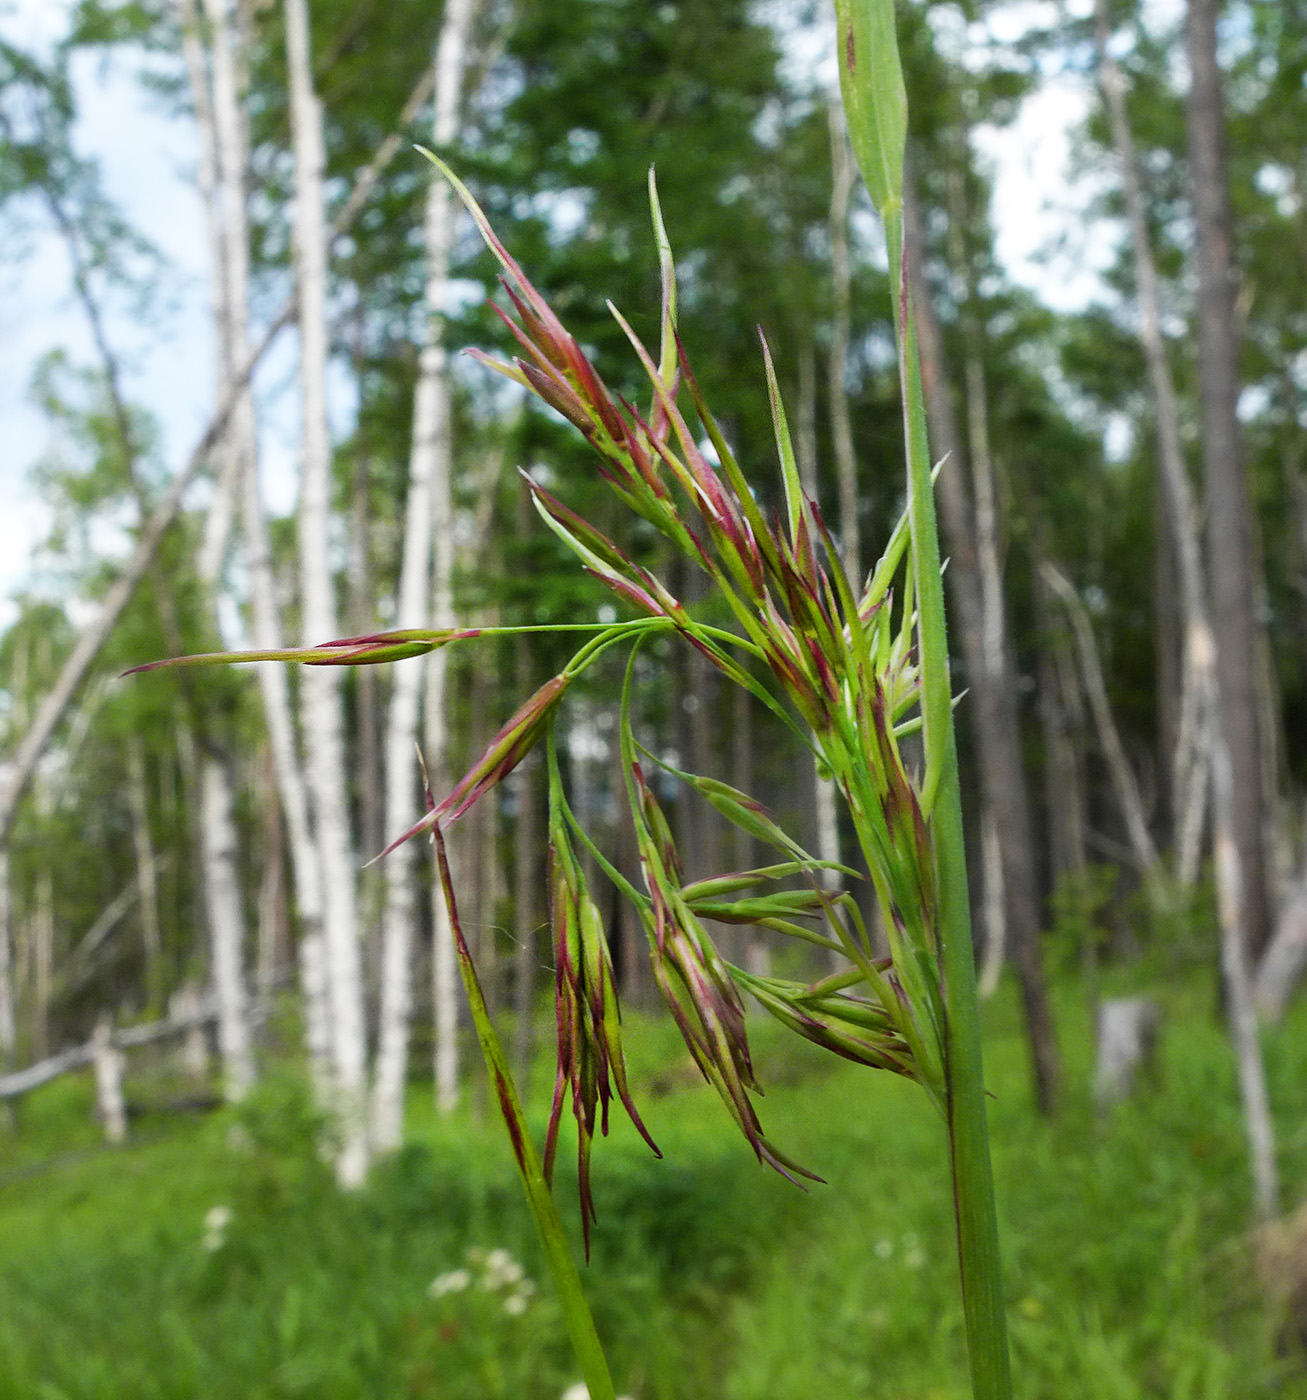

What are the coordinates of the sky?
(0, 0, 1186, 630)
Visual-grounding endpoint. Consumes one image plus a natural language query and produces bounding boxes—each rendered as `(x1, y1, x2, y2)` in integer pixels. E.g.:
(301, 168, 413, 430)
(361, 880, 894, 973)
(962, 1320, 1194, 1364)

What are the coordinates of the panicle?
(376, 674, 569, 860)
(544, 798, 659, 1259)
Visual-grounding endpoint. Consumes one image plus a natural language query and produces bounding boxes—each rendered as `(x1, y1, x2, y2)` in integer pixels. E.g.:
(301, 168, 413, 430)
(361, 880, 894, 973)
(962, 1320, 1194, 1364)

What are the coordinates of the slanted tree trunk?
(0, 33, 439, 860)
(1098, 0, 1279, 1216)
(374, 0, 476, 1146)
(1040, 562, 1165, 896)
(1186, 0, 1272, 961)
(904, 169, 1061, 1113)
(1034, 560, 1088, 887)
(285, 0, 368, 1185)
(35, 5, 253, 1095)
(1094, 0, 1212, 888)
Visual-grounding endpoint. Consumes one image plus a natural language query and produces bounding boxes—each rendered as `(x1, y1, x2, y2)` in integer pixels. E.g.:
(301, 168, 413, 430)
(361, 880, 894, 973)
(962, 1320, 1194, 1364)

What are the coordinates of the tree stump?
(1094, 997, 1161, 1105)
(1255, 885, 1307, 1024)
(170, 983, 211, 1081)
(91, 1017, 127, 1144)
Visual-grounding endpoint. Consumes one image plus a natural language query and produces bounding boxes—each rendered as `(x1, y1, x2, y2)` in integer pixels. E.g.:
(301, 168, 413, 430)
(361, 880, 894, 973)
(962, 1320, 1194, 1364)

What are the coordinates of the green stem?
(889, 169, 1014, 1400)
(432, 827, 617, 1400)
(833, 1, 1013, 1393)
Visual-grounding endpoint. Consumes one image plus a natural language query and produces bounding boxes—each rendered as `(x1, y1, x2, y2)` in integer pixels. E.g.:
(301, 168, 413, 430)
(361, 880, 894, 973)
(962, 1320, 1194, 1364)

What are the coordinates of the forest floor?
(1, 968, 1306, 1399)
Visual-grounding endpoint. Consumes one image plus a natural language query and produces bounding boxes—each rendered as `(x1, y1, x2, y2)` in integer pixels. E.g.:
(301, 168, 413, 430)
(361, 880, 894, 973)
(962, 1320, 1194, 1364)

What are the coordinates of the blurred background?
(0, 0, 1305, 1395)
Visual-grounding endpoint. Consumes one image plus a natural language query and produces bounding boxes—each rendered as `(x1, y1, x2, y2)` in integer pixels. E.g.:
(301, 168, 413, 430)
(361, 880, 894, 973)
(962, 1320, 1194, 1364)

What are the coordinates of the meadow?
(2, 970, 1305, 1400)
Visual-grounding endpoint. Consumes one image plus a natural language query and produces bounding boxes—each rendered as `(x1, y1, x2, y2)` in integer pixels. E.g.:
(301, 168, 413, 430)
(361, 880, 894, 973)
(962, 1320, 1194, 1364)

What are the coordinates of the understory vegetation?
(3, 972, 1306, 1400)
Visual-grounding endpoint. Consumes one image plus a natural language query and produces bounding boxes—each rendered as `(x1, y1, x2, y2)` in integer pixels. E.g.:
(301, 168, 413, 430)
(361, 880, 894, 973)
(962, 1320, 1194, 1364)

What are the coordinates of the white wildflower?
(482, 1248, 525, 1290)
(905, 1245, 926, 1270)
(874, 1238, 893, 1260)
(560, 1387, 632, 1400)
(503, 1291, 529, 1317)
(202, 1205, 232, 1251)
(428, 1268, 472, 1298)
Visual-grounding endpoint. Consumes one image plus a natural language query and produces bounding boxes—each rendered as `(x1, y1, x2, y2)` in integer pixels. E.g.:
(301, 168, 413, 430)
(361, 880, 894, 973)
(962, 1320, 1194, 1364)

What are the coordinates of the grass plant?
(131, 3, 1010, 1391)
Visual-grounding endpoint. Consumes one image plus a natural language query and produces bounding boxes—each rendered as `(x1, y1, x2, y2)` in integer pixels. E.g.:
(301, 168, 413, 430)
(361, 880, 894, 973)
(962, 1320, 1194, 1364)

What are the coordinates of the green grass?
(1, 974, 1305, 1398)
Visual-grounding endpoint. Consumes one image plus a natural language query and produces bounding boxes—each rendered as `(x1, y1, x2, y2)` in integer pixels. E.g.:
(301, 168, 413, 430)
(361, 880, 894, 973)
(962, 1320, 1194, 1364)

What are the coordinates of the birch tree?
(285, 0, 369, 1184)
(4, 35, 256, 1095)
(371, 0, 478, 1148)
(193, 331, 255, 1103)
(184, 0, 333, 1091)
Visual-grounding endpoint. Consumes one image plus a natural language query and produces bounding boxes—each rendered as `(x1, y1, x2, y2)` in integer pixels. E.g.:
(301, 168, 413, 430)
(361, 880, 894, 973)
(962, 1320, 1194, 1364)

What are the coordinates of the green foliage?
(1, 979, 1305, 1398)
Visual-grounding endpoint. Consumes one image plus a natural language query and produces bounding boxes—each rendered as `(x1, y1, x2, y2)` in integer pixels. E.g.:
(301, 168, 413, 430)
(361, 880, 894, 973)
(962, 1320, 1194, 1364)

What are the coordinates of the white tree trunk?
(373, 0, 477, 1150)
(200, 756, 254, 1101)
(169, 0, 256, 1105)
(1040, 562, 1164, 895)
(1094, 0, 1213, 888)
(196, 383, 252, 1104)
(285, 0, 369, 1186)
(256, 754, 284, 1000)
(1093, 997, 1161, 1105)
(0, 20, 441, 858)
(978, 811, 1006, 999)
(189, 0, 334, 1095)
